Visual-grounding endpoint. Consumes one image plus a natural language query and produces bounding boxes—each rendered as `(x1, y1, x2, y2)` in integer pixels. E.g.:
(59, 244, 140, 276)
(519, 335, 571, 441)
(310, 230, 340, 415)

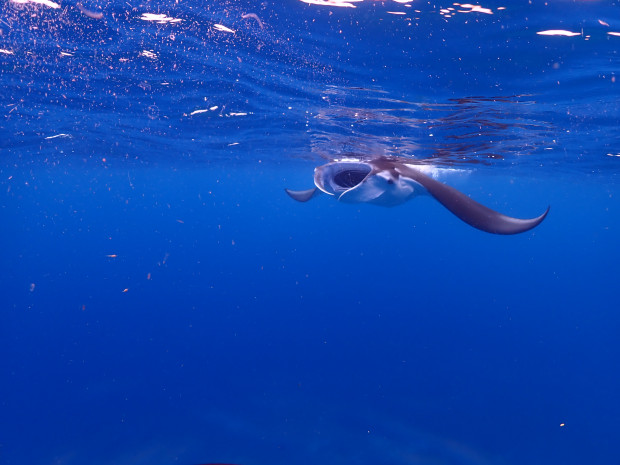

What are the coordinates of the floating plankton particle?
(242, 13, 264, 30)
(455, 3, 493, 14)
(213, 24, 235, 33)
(140, 50, 157, 59)
(299, 0, 362, 7)
(537, 30, 581, 37)
(140, 13, 182, 24)
(45, 133, 70, 139)
(77, 3, 103, 19)
(11, 0, 59, 8)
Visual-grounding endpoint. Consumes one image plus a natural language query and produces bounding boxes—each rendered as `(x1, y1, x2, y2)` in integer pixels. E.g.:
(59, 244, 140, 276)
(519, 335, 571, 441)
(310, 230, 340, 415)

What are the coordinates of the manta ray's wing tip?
(528, 205, 551, 226)
(492, 204, 550, 235)
(534, 205, 551, 227)
(285, 187, 319, 202)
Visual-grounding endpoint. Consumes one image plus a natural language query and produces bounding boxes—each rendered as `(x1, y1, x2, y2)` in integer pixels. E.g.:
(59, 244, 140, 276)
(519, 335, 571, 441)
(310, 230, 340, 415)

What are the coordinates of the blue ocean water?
(1, 0, 620, 464)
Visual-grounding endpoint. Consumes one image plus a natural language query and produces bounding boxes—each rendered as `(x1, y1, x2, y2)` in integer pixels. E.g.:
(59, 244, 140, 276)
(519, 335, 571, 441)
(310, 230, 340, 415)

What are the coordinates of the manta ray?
(285, 156, 549, 235)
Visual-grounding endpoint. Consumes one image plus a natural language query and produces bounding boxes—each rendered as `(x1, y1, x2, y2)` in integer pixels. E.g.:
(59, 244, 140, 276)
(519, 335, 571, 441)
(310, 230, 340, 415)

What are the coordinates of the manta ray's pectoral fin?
(395, 165, 549, 235)
(285, 187, 320, 202)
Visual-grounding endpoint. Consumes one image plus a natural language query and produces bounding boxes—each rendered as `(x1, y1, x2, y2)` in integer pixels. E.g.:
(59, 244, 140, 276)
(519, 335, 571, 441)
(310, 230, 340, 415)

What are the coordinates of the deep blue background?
(1, 1, 620, 464)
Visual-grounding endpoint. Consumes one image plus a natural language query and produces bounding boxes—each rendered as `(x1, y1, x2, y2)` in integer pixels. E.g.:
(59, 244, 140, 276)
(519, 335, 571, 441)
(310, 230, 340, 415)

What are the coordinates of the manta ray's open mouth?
(333, 169, 370, 188)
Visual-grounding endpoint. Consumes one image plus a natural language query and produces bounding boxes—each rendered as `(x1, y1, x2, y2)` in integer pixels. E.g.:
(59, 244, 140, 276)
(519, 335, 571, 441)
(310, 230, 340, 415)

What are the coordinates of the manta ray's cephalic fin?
(394, 164, 550, 235)
(285, 187, 320, 202)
